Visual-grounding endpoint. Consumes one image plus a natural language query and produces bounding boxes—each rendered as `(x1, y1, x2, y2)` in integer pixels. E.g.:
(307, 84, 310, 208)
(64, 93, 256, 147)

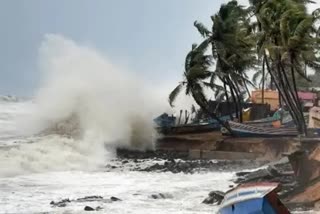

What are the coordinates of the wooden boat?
(244, 116, 278, 125)
(218, 182, 290, 214)
(222, 121, 299, 137)
(245, 112, 308, 128)
(156, 115, 231, 135)
(156, 121, 221, 135)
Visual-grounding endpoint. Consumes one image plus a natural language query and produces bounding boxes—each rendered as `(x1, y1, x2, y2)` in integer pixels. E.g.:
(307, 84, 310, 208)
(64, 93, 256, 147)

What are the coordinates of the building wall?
(251, 90, 279, 110)
(309, 106, 320, 128)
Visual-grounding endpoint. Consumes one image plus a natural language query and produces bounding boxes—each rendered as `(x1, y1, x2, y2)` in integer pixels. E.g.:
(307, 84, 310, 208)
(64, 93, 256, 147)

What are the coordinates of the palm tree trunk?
(290, 56, 307, 135)
(228, 78, 239, 120)
(241, 73, 251, 98)
(178, 110, 182, 125)
(280, 62, 305, 134)
(223, 79, 233, 120)
(277, 63, 302, 132)
(264, 52, 299, 129)
(262, 57, 265, 104)
(232, 79, 243, 123)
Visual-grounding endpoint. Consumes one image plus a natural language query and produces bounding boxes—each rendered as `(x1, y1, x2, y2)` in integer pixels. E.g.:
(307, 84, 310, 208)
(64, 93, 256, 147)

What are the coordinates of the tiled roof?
(298, 92, 317, 100)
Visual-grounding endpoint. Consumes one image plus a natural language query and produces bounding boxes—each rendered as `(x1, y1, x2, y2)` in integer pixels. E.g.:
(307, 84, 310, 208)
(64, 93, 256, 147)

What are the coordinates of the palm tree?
(194, 0, 256, 122)
(249, 0, 320, 135)
(168, 42, 232, 132)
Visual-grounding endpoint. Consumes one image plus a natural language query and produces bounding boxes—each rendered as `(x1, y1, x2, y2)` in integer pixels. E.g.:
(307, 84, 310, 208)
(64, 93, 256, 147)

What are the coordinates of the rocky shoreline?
(114, 149, 267, 173)
(115, 149, 315, 212)
(48, 149, 315, 212)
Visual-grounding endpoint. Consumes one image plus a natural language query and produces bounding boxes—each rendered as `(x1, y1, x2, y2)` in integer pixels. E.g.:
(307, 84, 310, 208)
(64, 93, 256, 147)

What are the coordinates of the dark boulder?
(110, 196, 122, 201)
(84, 206, 95, 211)
(202, 191, 225, 205)
(235, 166, 280, 183)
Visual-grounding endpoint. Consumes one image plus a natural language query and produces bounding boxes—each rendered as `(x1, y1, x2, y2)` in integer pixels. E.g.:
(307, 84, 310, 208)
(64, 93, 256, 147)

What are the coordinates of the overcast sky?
(0, 0, 319, 96)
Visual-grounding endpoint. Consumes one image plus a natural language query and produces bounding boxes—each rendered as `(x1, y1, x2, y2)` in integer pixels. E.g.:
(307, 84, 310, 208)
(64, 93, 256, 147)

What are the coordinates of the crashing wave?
(0, 34, 163, 177)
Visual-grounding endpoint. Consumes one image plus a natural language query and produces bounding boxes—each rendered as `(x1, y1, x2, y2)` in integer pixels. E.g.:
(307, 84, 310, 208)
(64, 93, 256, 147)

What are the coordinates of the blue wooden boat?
(244, 111, 308, 128)
(244, 116, 279, 125)
(218, 182, 290, 214)
(222, 121, 299, 137)
(153, 113, 176, 127)
(156, 121, 221, 135)
(155, 114, 230, 135)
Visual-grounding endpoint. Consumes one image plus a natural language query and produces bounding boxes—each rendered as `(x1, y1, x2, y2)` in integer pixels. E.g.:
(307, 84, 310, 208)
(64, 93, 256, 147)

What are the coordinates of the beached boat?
(244, 115, 279, 125)
(218, 182, 290, 214)
(222, 121, 299, 137)
(156, 121, 221, 135)
(244, 111, 308, 128)
(155, 114, 231, 135)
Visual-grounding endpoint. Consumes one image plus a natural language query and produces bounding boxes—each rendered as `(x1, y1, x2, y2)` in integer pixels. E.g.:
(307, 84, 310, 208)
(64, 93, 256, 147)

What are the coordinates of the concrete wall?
(157, 132, 300, 161)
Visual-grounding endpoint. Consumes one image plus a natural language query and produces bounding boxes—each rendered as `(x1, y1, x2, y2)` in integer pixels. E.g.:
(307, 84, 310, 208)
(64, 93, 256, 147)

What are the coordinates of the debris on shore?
(201, 145, 320, 212)
(50, 195, 121, 208)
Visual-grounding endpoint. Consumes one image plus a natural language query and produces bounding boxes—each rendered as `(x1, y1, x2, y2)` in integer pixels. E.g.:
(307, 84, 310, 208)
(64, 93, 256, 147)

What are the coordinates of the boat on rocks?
(154, 114, 230, 135)
(222, 121, 299, 137)
(218, 182, 290, 214)
(156, 121, 221, 135)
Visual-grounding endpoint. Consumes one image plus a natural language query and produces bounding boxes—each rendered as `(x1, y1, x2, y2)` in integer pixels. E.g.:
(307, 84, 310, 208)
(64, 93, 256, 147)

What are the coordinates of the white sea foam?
(0, 170, 234, 213)
(0, 34, 167, 176)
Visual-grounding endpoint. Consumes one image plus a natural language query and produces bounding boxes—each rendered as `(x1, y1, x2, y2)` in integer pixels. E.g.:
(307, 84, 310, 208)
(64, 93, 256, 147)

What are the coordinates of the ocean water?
(0, 98, 235, 214)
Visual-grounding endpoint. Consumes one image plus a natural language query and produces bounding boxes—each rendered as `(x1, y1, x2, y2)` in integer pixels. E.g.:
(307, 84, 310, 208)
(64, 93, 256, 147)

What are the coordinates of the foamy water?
(0, 170, 233, 214)
(0, 98, 236, 213)
(0, 35, 237, 213)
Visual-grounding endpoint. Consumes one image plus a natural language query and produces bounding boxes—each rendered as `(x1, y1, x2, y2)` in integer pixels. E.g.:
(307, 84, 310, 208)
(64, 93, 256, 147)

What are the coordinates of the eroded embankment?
(156, 131, 300, 161)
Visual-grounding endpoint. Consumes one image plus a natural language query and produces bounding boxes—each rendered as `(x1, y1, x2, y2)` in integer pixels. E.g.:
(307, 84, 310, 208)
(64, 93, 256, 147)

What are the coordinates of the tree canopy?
(169, 0, 320, 135)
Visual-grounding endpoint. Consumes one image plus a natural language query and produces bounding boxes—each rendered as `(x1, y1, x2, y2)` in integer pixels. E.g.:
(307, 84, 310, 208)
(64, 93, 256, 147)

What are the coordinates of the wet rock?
(236, 171, 250, 177)
(150, 193, 173, 199)
(51, 196, 106, 208)
(96, 206, 103, 211)
(202, 191, 225, 205)
(76, 196, 103, 202)
(235, 166, 280, 183)
(137, 159, 266, 174)
(84, 206, 95, 211)
(234, 160, 298, 200)
(50, 198, 71, 207)
(116, 149, 189, 160)
(110, 196, 121, 201)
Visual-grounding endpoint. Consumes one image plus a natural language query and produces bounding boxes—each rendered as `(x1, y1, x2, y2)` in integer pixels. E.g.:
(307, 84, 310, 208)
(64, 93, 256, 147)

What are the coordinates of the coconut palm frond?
(202, 81, 225, 92)
(194, 21, 211, 38)
(168, 83, 184, 107)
